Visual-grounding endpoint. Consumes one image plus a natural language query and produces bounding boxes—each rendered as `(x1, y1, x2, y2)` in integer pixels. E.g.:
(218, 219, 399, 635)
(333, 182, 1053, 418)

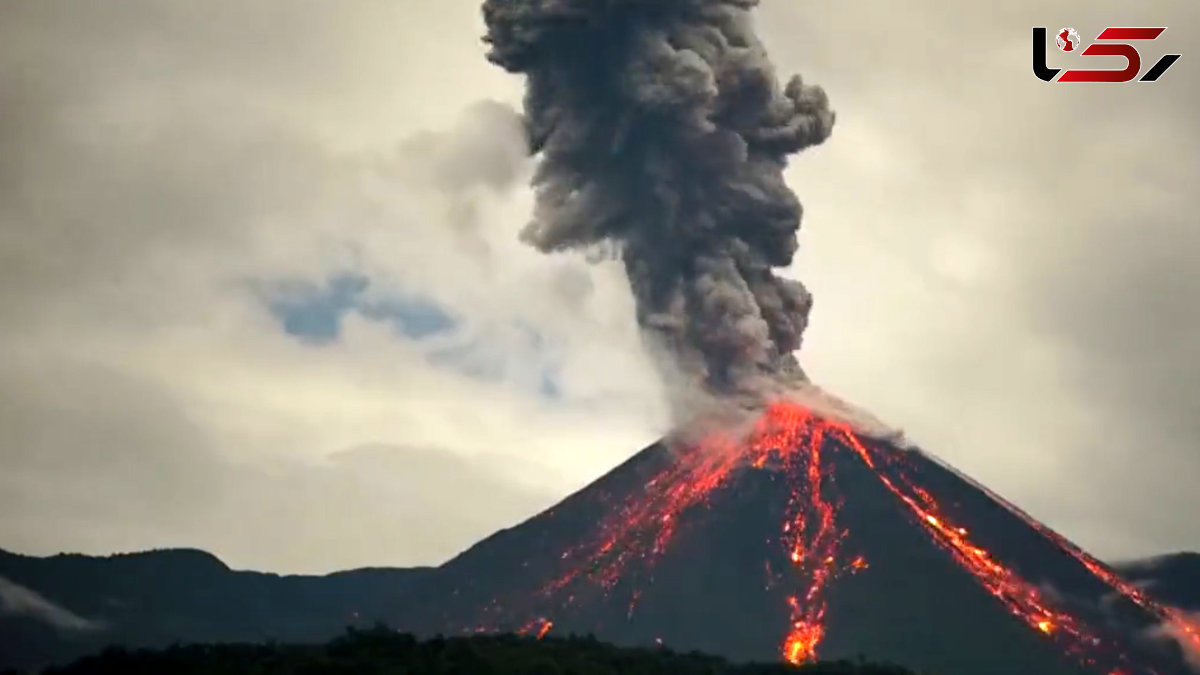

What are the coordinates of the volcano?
(398, 402, 1200, 675)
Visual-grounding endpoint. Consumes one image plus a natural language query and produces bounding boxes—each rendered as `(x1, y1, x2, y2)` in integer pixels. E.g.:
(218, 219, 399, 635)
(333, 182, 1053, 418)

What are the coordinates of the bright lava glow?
(475, 402, 1196, 673)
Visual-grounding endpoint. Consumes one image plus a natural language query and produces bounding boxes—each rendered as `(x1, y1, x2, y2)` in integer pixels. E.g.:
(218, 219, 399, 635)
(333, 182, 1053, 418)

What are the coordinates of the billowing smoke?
(482, 0, 835, 416)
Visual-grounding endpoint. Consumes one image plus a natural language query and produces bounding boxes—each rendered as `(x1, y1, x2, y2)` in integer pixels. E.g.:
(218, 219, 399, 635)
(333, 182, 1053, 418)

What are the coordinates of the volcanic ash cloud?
(482, 0, 836, 417)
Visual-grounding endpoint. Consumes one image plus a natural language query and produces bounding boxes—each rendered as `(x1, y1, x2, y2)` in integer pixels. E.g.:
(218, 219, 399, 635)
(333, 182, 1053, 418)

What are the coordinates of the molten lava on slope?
(414, 402, 1197, 675)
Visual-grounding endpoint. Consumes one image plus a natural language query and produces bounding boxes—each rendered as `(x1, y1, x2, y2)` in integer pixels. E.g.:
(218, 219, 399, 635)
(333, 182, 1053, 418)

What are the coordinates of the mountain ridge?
(0, 545, 433, 671)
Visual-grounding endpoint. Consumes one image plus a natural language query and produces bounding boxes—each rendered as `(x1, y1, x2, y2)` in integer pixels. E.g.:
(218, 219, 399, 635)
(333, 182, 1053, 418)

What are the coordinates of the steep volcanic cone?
(403, 402, 1199, 675)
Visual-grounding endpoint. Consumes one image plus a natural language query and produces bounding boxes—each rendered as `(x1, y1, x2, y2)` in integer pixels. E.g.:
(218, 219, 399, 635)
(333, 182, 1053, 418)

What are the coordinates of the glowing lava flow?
(478, 401, 1181, 673)
(534, 431, 751, 599)
(486, 403, 870, 664)
(519, 618, 553, 640)
(834, 431, 1154, 674)
(746, 404, 862, 663)
(933, 455, 1200, 660)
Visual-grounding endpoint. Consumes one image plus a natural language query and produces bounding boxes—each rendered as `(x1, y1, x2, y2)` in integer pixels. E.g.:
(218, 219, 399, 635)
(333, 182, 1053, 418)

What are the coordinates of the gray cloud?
(0, 358, 556, 572)
(394, 100, 528, 194)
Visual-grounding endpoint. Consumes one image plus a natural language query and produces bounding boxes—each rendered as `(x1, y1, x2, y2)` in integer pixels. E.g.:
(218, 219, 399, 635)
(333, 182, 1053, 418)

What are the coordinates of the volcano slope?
(400, 402, 1199, 675)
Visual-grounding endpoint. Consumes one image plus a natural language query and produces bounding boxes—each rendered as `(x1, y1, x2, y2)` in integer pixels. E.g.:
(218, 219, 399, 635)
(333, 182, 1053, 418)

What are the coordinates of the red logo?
(1032, 27, 1181, 83)
(1056, 28, 1081, 52)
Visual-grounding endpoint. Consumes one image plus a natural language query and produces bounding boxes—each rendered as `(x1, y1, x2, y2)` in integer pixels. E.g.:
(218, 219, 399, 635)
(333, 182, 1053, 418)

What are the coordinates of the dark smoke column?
(483, 0, 835, 412)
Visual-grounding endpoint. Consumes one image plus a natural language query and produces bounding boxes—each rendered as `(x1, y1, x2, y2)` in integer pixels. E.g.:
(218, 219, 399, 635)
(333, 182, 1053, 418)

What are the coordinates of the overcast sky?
(1, 0, 1196, 574)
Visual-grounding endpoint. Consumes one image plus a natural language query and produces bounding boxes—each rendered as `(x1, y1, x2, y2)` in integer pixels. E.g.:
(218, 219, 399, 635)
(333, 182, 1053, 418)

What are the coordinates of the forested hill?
(31, 627, 921, 675)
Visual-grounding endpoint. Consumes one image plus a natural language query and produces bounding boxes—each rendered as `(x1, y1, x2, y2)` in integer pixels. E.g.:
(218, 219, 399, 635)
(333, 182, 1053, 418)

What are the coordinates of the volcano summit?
(402, 402, 1199, 675)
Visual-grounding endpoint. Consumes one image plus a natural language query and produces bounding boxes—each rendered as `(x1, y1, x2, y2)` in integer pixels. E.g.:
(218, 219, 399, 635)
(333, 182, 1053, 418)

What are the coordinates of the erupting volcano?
(406, 401, 1200, 674)
(404, 1, 1200, 673)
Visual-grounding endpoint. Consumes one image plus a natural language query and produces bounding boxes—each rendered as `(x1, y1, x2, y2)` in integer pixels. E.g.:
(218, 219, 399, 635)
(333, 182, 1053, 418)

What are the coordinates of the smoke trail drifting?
(483, 0, 834, 413)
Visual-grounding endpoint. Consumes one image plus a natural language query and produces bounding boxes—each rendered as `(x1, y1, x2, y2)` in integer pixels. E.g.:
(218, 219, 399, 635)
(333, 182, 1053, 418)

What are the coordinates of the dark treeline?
(29, 625, 922, 675)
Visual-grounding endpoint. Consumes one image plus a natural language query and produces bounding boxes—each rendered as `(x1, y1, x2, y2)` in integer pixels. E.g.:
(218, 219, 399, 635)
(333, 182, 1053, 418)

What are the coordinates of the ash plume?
(482, 0, 835, 416)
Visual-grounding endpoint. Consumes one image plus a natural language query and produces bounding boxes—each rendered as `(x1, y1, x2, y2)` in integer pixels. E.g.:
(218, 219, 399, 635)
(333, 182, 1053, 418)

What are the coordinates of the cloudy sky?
(0, 0, 1196, 574)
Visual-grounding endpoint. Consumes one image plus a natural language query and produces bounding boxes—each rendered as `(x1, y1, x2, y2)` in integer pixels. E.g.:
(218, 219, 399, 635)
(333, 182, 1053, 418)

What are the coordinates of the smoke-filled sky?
(1, 0, 1197, 574)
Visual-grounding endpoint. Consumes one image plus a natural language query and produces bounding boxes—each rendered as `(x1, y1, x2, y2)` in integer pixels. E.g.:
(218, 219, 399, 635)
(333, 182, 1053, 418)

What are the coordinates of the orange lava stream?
(481, 401, 1175, 673)
(939, 459, 1200, 659)
(517, 617, 554, 640)
(748, 404, 1130, 668)
(743, 406, 862, 664)
(835, 430, 1149, 673)
(535, 432, 750, 600)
